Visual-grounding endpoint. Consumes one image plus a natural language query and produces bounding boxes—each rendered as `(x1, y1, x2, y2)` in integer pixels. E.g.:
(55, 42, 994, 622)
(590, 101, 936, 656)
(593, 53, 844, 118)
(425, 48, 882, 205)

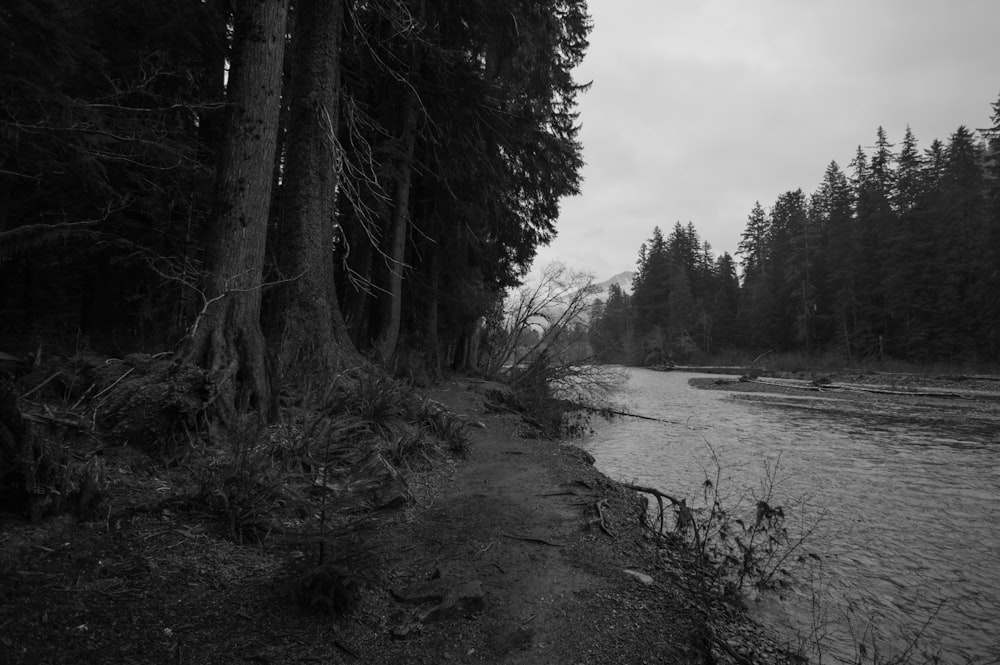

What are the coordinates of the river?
(579, 368, 1000, 664)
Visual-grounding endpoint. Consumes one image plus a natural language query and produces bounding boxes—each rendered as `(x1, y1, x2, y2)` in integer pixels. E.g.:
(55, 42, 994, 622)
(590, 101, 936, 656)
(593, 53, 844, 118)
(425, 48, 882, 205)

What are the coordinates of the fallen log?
(596, 408, 682, 425)
(746, 378, 972, 399)
(827, 383, 969, 398)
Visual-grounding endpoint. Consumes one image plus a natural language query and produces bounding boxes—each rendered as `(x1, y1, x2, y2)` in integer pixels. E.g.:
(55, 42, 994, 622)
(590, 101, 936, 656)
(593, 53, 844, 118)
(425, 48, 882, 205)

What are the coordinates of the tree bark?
(424, 249, 441, 378)
(185, 0, 288, 420)
(343, 228, 374, 348)
(270, 0, 358, 382)
(375, 88, 420, 362)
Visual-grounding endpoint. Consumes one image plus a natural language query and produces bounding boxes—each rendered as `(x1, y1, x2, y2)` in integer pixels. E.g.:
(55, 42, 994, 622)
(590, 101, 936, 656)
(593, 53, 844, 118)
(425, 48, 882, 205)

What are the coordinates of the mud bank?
(334, 379, 795, 665)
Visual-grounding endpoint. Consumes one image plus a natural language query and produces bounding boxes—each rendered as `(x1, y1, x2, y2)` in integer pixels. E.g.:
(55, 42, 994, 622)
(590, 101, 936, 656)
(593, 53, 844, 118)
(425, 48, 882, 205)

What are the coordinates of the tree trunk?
(0, 382, 31, 513)
(424, 250, 441, 378)
(343, 226, 374, 348)
(269, 0, 358, 383)
(375, 88, 420, 362)
(185, 0, 288, 421)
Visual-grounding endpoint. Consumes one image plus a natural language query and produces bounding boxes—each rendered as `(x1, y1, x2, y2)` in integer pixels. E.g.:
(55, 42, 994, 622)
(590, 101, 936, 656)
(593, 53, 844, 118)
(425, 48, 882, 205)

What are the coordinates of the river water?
(579, 369, 1000, 664)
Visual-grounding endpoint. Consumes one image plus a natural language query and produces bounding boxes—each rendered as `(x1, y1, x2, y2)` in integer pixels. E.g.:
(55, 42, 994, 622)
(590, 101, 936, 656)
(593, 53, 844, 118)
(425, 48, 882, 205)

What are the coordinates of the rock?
(416, 580, 485, 623)
(391, 623, 421, 640)
(622, 569, 654, 586)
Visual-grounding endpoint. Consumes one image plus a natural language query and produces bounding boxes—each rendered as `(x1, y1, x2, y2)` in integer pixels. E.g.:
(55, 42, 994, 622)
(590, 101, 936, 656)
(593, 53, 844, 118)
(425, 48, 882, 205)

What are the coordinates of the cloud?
(533, 0, 1000, 282)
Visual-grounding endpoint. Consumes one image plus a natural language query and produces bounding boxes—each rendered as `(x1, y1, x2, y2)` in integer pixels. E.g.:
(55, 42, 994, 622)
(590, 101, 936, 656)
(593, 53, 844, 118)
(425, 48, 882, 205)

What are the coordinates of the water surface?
(581, 369, 1000, 664)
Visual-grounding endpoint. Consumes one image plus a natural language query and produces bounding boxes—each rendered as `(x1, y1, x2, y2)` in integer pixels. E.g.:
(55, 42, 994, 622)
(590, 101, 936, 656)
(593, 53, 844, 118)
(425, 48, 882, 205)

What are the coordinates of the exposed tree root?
(589, 498, 616, 538)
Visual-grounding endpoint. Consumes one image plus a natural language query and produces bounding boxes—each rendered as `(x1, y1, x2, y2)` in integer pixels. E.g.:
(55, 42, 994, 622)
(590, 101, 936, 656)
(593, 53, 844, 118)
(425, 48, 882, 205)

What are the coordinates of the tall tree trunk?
(343, 208, 374, 348)
(185, 0, 288, 420)
(376, 89, 419, 362)
(424, 249, 441, 379)
(270, 0, 359, 382)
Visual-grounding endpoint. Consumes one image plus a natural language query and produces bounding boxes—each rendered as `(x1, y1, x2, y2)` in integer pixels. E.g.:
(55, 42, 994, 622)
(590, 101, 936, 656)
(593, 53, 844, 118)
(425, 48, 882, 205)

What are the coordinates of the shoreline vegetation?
(5, 353, 998, 663)
(3, 358, 805, 665)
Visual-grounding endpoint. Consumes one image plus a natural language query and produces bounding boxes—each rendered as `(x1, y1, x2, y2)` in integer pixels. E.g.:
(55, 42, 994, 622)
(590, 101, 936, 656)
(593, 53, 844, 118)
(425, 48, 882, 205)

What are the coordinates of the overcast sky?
(531, 0, 1000, 282)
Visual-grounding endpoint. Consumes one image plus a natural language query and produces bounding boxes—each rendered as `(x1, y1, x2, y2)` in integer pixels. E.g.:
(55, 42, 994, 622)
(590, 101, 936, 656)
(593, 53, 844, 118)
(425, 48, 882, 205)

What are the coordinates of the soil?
(0, 378, 786, 665)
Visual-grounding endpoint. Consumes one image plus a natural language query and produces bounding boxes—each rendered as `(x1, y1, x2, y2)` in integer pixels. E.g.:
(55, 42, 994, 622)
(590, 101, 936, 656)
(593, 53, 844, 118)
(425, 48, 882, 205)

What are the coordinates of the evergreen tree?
(768, 190, 807, 351)
(982, 92, 1000, 355)
(709, 253, 741, 351)
(737, 202, 772, 348)
(816, 161, 857, 357)
(589, 283, 631, 363)
(268, 0, 360, 384)
(934, 126, 988, 356)
(853, 130, 897, 358)
(631, 226, 670, 358)
(0, 0, 226, 345)
(882, 126, 926, 355)
(184, 0, 289, 418)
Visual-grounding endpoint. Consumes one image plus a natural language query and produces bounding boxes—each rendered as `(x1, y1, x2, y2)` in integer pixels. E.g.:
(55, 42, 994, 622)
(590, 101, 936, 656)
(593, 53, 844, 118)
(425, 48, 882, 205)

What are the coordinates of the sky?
(531, 0, 1000, 282)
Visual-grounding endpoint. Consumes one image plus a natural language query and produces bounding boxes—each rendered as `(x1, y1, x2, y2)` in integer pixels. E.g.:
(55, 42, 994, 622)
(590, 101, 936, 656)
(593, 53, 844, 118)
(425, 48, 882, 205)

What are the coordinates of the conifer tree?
(184, 0, 289, 418)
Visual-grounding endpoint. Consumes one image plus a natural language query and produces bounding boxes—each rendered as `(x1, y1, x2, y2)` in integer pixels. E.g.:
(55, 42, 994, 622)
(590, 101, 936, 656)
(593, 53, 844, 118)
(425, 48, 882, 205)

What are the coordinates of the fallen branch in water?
(588, 407, 682, 424)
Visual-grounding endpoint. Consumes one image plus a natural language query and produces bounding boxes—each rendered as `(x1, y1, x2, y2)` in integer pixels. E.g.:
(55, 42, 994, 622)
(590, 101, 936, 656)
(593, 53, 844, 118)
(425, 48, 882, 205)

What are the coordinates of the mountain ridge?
(591, 270, 634, 299)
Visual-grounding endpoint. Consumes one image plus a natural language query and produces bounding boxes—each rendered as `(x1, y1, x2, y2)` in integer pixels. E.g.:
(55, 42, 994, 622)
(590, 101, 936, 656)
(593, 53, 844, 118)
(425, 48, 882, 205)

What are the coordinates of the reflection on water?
(581, 369, 1000, 664)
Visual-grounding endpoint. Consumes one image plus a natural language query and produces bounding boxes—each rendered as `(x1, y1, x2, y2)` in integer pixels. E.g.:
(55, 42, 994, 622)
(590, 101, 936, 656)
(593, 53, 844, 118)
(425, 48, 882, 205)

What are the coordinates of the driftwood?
(832, 384, 968, 398)
(746, 378, 971, 399)
(597, 408, 682, 425)
(871, 371, 1000, 382)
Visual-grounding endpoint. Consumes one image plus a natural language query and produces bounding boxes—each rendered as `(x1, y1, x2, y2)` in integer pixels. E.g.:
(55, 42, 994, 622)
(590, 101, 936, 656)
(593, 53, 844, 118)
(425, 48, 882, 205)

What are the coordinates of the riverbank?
(0, 377, 794, 664)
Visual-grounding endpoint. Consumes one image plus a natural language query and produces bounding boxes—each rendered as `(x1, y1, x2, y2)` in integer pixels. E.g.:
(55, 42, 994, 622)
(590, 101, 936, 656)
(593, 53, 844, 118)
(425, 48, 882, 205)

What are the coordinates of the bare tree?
(483, 263, 623, 408)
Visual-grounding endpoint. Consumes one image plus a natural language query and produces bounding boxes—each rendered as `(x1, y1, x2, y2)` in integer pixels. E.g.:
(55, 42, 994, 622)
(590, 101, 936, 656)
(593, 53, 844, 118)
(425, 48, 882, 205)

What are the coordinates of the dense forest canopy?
(590, 94, 1000, 365)
(0, 0, 592, 409)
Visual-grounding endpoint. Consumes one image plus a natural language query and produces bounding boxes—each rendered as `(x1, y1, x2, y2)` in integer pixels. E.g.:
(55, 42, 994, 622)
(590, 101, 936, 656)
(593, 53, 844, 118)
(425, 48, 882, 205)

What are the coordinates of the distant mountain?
(590, 271, 634, 301)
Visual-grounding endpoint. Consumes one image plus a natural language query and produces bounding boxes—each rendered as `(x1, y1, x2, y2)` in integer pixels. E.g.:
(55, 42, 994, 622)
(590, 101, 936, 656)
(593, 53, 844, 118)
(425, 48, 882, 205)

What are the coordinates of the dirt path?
(338, 379, 704, 664)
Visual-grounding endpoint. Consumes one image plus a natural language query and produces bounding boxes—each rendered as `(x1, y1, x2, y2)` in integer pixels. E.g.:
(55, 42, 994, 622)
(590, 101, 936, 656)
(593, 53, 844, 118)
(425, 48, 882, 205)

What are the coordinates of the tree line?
(590, 94, 1000, 365)
(0, 0, 591, 414)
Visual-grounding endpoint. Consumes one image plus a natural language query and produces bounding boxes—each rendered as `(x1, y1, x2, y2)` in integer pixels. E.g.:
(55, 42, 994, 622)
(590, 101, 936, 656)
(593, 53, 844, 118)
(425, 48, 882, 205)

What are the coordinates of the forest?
(590, 96, 1000, 367)
(0, 0, 591, 416)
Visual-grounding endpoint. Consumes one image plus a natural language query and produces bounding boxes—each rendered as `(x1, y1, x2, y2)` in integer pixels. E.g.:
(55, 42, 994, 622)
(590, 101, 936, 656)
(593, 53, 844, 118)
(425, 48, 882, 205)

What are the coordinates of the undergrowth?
(5, 361, 472, 615)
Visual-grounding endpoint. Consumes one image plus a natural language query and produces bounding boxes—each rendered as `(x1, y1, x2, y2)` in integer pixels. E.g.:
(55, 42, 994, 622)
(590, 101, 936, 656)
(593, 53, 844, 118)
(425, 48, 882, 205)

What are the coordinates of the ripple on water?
(582, 369, 1000, 664)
